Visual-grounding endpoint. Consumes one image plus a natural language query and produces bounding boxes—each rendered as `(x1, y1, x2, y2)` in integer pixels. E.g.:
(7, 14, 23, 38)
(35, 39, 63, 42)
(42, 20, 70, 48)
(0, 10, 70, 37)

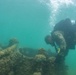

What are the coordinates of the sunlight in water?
(38, 0, 76, 27)
(49, 0, 75, 26)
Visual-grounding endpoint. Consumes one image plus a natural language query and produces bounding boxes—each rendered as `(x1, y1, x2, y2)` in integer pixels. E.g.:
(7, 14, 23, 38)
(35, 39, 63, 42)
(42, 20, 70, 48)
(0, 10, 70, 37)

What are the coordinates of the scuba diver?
(45, 18, 76, 63)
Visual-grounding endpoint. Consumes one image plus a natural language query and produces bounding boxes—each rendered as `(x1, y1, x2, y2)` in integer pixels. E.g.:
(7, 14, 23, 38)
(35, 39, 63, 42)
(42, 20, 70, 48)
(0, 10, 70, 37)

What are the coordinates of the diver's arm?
(53, 31, 66, 53)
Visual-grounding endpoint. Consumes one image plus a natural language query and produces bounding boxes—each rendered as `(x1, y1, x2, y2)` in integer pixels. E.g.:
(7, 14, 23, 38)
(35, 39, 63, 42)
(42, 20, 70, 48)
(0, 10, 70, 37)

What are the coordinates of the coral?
(34, 54, 46, 62)
(38, 48, 47, 56)
(32, 49, 48, 75)
(19, 47, 38, 57)
(0, 41, 68, 75)
(0, 44, 18, 75)
(8, 38, 19, 47)
(0, 43, 34, 75)
(49, 56, 56, 63)
(33, 72, 41, 75)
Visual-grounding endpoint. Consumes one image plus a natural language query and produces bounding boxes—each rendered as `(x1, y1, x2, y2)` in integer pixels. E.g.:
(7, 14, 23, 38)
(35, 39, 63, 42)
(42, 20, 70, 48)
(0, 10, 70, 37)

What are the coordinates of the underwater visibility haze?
(0, 0, 76, 75)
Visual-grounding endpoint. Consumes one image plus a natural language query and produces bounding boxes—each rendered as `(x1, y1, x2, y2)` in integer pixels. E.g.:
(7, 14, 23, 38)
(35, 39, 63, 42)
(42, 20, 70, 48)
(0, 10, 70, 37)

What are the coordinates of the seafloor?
(0, 38, 68, 75)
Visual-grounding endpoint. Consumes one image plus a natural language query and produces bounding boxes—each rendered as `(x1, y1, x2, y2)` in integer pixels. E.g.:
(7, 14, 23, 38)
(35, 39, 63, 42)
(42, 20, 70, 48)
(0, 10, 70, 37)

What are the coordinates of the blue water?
(0, 0, 76, 75)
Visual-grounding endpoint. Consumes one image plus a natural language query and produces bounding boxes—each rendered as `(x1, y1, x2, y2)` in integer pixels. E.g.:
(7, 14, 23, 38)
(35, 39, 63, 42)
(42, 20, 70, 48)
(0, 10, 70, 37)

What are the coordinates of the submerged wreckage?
(0, 38, 68, 75)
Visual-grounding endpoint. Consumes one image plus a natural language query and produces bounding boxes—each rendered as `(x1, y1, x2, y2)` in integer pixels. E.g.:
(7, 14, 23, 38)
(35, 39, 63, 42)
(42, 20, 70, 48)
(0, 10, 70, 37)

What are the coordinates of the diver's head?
(45, 35, 54, 46)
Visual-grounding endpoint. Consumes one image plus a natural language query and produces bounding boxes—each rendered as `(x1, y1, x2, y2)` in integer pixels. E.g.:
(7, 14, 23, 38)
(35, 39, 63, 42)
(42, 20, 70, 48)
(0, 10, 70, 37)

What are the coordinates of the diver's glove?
(57, 48, 65, 57)
(57, 48, 60, 54)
